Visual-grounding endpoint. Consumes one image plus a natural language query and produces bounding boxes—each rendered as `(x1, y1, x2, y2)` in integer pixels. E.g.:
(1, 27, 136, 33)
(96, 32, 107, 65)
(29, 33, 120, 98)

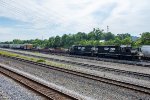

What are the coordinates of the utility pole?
(107, 26, 109, 33)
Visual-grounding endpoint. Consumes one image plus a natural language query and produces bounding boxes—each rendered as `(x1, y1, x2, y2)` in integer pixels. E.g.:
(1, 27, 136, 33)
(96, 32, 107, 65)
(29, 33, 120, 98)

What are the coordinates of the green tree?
(88, 28, 104, 40)
(141, 32, 150, 45)
(2, 28, 150, 48)
(32, 39, 43, 47)
(133, 39, 141, 47)
(75, 32, 87, 41)
(121, 37, 132, 45)
(104, 40, 114, 45)
(114, 37, 122, 45)
(103, 32, 115, 41)
(53, 36, 61, 47)
(13, 39, 23, 44)
(117, 33, 131, 40)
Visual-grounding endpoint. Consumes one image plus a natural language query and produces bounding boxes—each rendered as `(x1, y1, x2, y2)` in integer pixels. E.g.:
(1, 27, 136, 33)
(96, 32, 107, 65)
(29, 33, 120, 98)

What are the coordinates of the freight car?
(0, 44, 33, 50)
(23, 44, 33, 50)
(141, 45, 150, 60)
(0, 44, 9, 48)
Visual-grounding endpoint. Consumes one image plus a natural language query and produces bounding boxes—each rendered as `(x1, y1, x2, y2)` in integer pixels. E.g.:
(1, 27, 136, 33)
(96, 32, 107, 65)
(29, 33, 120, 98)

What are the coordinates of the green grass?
(36, 59, 46, 63)
(0, 50, 71, 69)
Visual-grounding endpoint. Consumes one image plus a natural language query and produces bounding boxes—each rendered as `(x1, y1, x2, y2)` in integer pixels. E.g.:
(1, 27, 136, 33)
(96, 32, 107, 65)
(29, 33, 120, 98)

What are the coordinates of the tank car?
(141, 45, 150, 59)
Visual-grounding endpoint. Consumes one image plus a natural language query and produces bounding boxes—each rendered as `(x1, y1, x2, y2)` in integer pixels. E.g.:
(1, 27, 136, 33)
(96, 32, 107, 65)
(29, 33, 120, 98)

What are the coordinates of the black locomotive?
(69, 45, 94, 56)
(69, 45, 142, 60)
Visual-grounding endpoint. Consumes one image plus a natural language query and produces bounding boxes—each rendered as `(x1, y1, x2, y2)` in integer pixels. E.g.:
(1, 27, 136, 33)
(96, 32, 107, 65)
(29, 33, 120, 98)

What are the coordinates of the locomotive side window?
(92, 47, 96, 51)
(110, 48, 115, 52)
(104, 47, 109, 50)
(78, 47, 81, 49)
(81, 47, 85, 51)
(110, 48, 115, 50)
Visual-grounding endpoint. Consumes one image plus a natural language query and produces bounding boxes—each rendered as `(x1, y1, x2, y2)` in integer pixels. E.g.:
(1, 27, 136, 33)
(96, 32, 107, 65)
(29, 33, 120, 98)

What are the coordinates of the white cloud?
(103, 0, 150, 35)
(0, 0, 150, 41)
(0, 26, 49, 41)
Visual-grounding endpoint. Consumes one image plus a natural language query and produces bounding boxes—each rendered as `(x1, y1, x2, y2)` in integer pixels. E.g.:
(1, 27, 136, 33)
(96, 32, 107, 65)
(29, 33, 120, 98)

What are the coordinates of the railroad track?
(1, 54, 150, 95)
(51, 53, 150, 67)
(6, 48, 150, 67)
(2, 49, 150, 80)
(0, 66, 77, 100)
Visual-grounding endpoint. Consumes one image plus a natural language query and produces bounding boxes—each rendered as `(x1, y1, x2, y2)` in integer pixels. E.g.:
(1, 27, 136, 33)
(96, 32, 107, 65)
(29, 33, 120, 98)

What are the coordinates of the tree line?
(1, 28, 150, 48)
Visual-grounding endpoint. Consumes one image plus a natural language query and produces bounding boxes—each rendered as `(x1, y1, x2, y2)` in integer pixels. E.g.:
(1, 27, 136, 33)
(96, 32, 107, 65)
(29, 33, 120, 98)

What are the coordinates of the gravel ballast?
(0, 73, 47, 100)
(1, 48, 150, 82)
(1, 48, 150, 74)
(0, 57, 150, 100)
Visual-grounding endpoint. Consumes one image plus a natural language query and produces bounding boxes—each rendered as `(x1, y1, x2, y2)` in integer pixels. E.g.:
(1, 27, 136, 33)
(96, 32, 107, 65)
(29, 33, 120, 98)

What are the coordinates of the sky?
(0, 0, 150, 42)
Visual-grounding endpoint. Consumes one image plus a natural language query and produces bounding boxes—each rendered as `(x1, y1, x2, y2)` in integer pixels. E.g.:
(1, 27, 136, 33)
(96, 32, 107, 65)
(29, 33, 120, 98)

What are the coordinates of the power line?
(0, 0, 101, 33)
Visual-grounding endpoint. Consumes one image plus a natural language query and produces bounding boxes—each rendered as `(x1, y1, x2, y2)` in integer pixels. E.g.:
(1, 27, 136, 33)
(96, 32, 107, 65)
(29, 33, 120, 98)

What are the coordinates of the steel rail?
(1, 54, 150, 95)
